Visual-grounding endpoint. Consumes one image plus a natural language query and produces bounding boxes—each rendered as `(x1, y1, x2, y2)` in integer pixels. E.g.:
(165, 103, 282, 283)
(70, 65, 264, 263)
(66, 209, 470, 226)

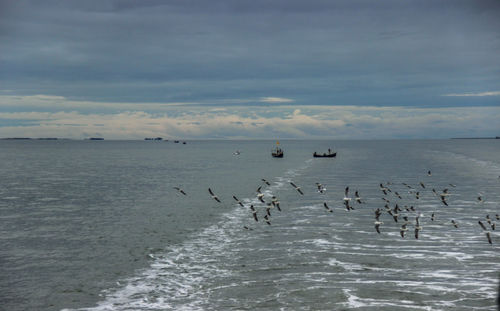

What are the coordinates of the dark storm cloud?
(1, 0, 499, 106)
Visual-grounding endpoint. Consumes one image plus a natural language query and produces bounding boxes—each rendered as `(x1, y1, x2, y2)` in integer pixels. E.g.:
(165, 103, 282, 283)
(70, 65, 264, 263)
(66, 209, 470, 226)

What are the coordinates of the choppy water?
(1, 139, 499, 310)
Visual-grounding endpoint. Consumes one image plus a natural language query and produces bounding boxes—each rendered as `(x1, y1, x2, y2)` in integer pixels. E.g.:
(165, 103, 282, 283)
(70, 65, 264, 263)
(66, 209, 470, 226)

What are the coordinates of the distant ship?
(313, 148, 336, 158)
(271, 141, 283, 158)
(88, 137, 104, 140)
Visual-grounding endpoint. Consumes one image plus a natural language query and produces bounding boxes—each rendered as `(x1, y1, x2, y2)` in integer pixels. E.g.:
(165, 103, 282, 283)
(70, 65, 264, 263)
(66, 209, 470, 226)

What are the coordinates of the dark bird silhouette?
(323, 202, 333, 213)
(232, 195, 244, 207)
(316, 183, 326, 193)
(400, 224, 408, 238)
(290, 182, 304, 195)
(256, 186, 265, 203)
(419, 182, 426, 189)
(271, 196, 281, 211)
(261, 178, 271, 186)
(479, 220, 487, 231)
(379, 183, 388, 195)
(355, 191, 363, 204)
(264, 214, 271, 225)
(208, 188, 221, 203)
(173, 186, 187, 195)
(249, 205, 258, 222)
(486, 231, 492, 245)
(415, 216, 422, 239)
(451, 219, 458, 228)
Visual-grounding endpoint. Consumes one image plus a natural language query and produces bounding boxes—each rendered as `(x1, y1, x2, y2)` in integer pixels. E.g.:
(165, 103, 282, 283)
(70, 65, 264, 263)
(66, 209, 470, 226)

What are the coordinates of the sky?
(0, 0, 499, 139)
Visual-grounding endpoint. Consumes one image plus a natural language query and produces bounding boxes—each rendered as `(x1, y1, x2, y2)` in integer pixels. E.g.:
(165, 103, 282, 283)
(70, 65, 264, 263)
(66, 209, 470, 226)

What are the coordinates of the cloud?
(0, 104, 499, 140)
(259, 97, 294, 103)
(442, 91, 500, 97)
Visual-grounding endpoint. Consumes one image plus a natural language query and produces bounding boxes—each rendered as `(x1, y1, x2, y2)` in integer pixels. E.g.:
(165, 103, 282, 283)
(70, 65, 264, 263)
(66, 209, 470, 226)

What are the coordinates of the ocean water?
(1, 139, 499, 311)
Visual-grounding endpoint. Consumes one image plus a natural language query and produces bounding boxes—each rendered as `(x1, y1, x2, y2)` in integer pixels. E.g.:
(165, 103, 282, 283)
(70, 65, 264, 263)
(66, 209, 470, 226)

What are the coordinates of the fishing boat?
(272, 141, 284, 158)
(313, 148, 336, 158)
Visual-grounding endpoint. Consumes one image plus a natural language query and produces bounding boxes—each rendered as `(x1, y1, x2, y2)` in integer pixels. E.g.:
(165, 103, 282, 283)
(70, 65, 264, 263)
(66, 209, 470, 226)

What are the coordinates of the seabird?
(263, 214, 271, 225)
(414, 216, 422, 239)
(374, 221, 383, 234)
(290, 182, 304, 195)
(415, 192, 420, 200)
(173, 186, 187, 195)
(431, 213, 435, 222)
(379, 183, 388, 195)
(316, 183, 326, 194)
(256, 186, 265, 203)
(208, 188, 221, 203)
(271, 196, 281, 211)
(449, 183, 456, 187)
(478, 220, 487, 231)
(486, 231, 492, 244)
(266, 203, 272, 217)
(400, 224, 408, 238)
(261, 178, 271, 186)
(419, 182, 426, 189)
(323, 202, 333, 213)
(477, 195, 483, 203)
(440, 195, 449, 206)
(451, 219, 458, 228)
(375, 208, 382, 221)
(496, 214, 500, 221)
(344, 200, 354, 211)
(427, 170, 432, 176)
(394, 191, 402, 200)
(355, 191, 363, 204)
(343, 187, 351, 202)
(243, 226, 253, 230)
(232, 195, 244, 207)
(249, 205, 258, 222)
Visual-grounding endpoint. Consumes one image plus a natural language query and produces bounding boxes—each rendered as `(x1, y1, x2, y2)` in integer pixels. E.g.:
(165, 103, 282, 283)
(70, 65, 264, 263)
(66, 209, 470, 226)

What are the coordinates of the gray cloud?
(1, 1, 499, 138)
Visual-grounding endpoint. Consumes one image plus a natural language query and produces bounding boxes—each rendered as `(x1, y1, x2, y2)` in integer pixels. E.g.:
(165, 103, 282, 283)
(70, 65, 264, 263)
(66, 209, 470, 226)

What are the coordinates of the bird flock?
(173, 170, 497, 245)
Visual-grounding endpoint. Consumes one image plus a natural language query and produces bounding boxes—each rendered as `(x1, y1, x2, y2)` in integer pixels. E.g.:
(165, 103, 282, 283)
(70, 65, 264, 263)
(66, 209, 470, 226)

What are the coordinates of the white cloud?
(442, 91, 500, 97)
(0, 105, 499, 140)
(259, 97, 294, 103)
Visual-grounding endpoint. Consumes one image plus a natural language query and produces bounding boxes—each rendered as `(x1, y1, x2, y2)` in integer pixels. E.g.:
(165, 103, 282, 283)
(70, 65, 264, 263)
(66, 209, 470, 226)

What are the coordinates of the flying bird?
(173, 186, 187, 195)
(414, 216, 423, 239)
(290, 182, 304, 195)
(271, 196, 281, 211)
(249, 205, 258, 222)
(208, 188, 221, 203)
(451, 219, 458, 228)
(419, 182, 426, 189)
(256, 186, 265, 203)
(343, 187, 351, 202)
(232, 195, 244, 207)
(478, 220, 487, 231)
(323, 202, 333, 213)
(261, 178, 271, 186)
(316, 183, 326, 194)
(486, 231, 492, 244)
(374, 221, 383, 234)
(354, 191, 363, 204)
(400, 224, 408, 238)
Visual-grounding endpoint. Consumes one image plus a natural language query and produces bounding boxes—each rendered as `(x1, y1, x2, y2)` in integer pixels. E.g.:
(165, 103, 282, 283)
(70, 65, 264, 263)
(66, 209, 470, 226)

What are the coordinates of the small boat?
(272, 141, 284, 158)
(313, 148, 336, 158)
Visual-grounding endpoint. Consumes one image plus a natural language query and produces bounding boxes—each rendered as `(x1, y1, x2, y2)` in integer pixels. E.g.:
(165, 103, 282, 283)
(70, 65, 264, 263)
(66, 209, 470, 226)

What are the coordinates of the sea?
(1, 139, 499, 311)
